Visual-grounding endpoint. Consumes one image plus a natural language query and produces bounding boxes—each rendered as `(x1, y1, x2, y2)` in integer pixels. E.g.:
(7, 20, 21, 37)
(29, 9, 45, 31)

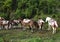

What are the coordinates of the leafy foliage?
(0, 0, 60, 19)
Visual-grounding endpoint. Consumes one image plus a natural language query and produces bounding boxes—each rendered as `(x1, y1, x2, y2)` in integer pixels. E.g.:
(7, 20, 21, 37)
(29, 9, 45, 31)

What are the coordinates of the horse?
(2, 20, 9, 29)
(0, 17, 12, 30)
(18, 18, 39, 32)
(0, 20, 8, 29)
(0, 17, 5, 29)
(9, 20, 20, 28)
(46, 17, 58, 34)
(37, 18, 44, 30)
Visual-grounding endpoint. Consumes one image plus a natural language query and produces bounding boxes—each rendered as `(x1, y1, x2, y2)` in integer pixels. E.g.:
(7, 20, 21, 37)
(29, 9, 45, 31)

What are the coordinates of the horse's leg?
(30, 25, 34, 32)
(22, 24, 26, 30)
(8, 23, 9, 29)
(0, 25, 2, 29)
(52, 27, 56, 34)
(8, 24, 12, 29)
(5, 25, 8, 30)
(19, 23, 21, 28)
(41, 25, 43, 30)
(54, 28, 56, 34)
(23, 26, 26, 30)
(29, 25, 31, 30)
(39, 25, 41, 30)
(2, 25, 4, 29)
(48, 24, 51, 30)
(0, 25, 1, 30)
(0, 24, 1, 29)
(20, 23, 22, 28)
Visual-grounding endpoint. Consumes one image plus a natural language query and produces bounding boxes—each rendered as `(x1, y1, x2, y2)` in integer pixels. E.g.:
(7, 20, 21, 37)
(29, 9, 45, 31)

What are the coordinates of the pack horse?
(46, 17, 58, 34)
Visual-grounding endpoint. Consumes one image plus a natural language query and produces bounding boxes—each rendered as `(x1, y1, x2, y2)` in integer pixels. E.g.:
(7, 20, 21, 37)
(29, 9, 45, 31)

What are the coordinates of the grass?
(0, 28, 60, 42)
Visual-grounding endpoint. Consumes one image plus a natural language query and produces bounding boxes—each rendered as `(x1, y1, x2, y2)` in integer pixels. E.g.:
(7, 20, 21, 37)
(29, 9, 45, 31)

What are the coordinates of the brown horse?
(18, 18, 39, 32)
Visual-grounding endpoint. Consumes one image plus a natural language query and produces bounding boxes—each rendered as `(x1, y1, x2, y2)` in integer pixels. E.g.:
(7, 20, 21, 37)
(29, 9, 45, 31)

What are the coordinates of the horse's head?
(46, 17, 51, 22)
(0, 17, 4, 20)
(18, 18, 23, 23)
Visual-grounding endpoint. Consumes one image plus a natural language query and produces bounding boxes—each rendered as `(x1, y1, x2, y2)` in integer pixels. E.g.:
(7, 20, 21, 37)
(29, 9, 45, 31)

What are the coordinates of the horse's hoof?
(52, 33, 55, 34)
(23, 29, 26, 31)
(47, 29, 51, 31)
(31, 30, 34, 33)
(52, 32, 56, 34)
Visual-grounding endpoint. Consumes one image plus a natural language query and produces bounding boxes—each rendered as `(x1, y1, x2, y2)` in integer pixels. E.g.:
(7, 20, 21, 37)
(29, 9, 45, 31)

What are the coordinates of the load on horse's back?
(23, 19, 31, 23)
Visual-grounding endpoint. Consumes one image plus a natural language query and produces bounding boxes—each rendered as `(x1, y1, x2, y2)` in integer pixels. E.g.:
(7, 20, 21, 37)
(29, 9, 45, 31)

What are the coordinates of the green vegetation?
(0, 28, 60, 42)
(0, 0, 60, 25)
(0, 0, 60, 42)
(0, 0, 60, 19)
(0, 0, 60, 26)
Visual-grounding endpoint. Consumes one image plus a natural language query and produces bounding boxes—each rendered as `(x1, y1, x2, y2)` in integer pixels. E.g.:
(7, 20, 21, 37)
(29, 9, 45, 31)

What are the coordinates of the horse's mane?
(18, 17, 23, 20)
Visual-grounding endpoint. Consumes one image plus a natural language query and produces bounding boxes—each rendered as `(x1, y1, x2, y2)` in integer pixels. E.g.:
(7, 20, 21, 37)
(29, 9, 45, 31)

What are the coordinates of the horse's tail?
(34, 21, 39, 28)
(54, 21, 58, 28)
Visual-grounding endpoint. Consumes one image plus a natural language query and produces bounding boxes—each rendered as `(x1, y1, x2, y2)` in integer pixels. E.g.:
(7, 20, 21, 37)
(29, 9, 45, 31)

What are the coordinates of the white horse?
(2, 20, 10, 29)
(0, 20, 12, 30)
(8, 20, 20, 28)
(46, 17, 58, 34)
(37, 19, 44, 30)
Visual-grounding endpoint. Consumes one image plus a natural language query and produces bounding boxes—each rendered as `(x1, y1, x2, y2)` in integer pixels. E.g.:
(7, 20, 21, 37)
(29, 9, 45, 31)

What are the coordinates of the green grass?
(0, 28, 60, 42)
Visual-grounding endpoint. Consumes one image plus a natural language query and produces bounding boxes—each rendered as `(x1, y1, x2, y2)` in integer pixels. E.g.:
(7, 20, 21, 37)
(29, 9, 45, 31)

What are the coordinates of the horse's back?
(48, 19, 58, 28)
(23, 19, 31, 23)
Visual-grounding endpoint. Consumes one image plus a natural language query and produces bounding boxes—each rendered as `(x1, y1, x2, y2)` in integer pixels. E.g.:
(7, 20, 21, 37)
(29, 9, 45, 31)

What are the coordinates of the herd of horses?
(0, 17, 58, 34)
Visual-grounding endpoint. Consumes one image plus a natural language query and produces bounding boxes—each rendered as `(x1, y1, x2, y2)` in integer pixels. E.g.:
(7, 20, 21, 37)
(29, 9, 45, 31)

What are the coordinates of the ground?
(0, 28, 60, 42)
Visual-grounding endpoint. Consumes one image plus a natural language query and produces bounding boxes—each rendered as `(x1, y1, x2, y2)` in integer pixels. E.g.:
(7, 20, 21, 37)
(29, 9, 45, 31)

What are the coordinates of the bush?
(0, 38, 3, 42)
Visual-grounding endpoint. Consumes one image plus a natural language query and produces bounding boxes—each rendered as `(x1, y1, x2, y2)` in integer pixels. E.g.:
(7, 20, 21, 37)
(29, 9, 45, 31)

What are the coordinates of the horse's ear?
(38, 17, 41, 19)
(19, 17, 23, 20)
(18, 17, 21, 19)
